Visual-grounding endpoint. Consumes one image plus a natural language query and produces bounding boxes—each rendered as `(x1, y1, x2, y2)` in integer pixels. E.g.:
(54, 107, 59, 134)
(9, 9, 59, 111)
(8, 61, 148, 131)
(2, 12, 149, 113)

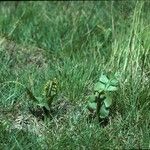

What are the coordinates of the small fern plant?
(43, 78, 58, 109)
(87, 73, 119, 123)
(27, 78, 58, 117)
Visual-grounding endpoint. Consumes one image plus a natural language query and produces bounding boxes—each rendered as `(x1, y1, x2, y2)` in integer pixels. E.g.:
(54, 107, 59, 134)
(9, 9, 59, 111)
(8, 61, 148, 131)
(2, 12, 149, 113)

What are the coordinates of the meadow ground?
(0, 1, 150, 149)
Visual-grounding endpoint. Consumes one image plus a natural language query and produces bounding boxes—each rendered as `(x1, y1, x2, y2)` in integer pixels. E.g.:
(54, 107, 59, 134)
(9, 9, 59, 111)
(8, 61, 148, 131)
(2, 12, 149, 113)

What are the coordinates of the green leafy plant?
(27, 78, 58, 118)
(87, 73, 119, 124)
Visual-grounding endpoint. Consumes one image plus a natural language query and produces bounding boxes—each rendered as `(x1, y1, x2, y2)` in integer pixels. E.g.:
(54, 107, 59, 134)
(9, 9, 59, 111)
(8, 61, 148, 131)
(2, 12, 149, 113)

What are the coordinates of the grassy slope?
(0, 1, 150, 149)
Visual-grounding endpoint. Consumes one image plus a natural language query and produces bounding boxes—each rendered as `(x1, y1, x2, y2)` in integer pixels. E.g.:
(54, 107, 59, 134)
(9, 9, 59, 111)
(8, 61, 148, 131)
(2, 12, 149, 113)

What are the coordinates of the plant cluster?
(87, 74, 119, 124)
(27, 78, 58, 119)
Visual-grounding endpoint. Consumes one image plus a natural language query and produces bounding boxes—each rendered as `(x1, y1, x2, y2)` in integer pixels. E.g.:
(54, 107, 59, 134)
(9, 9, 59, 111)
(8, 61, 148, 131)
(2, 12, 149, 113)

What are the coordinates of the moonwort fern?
(27, 78, 58, 118)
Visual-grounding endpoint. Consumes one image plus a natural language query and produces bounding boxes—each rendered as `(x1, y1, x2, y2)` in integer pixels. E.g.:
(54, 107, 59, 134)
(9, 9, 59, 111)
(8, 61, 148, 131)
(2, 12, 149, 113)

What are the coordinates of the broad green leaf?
(99, 74, 109, 84)
(88, 94, 95, 102)
(104, 96, 112, 108)
(107, 85, 118, 91)
(94, 82, 105, 92)
(88, 102, 97, 110)
(99, 104, 109, 118)
(110, 79, 118, 86)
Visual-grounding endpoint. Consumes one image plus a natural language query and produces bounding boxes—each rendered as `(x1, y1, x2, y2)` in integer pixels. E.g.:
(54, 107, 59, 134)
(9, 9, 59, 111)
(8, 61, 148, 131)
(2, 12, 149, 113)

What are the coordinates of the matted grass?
(0, 1, 150, 149)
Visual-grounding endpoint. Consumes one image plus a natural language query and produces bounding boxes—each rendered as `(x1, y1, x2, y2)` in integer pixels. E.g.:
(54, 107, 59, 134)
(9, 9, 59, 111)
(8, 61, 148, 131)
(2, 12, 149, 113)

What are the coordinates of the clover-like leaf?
(94, 82, 105, 92)
(88, 94, 96, 102)
(107, 85, 118, 91)
(110, 79, 118, 86)
(99, 104, 109, 118)
(99, 74, 109, 84)
(103, 96, 112, 108)
(88, 102, 97, 110)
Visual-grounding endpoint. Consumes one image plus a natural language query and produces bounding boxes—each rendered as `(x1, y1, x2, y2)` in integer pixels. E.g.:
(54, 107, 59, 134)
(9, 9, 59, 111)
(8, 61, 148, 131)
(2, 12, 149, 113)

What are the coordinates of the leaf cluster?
(87, 74, 119, 122)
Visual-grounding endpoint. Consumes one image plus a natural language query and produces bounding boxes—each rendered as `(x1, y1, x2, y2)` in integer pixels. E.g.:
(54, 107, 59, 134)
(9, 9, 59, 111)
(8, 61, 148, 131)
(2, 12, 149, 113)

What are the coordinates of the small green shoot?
(27, 78, 58, 118)
(87, 73, 119, 124)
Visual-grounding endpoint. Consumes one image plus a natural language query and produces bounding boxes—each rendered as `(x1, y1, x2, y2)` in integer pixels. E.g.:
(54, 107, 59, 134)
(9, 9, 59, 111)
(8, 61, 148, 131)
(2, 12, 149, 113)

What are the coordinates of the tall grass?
(0, 1, 150, 149)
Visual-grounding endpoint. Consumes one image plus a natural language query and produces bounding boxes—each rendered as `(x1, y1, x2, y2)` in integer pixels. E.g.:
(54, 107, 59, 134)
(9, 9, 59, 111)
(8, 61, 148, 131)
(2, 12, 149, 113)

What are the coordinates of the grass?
(0, 1, 150, 149)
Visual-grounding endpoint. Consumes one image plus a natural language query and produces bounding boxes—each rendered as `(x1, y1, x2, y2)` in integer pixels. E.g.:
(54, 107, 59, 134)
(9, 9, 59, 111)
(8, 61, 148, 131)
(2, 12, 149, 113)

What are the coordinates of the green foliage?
(27, 78, 58, 116)
(87, 74, 119, 122)
(0, 1, 150, 149)
(1, 79, 58, 118)
(43, 78, 58, 108)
